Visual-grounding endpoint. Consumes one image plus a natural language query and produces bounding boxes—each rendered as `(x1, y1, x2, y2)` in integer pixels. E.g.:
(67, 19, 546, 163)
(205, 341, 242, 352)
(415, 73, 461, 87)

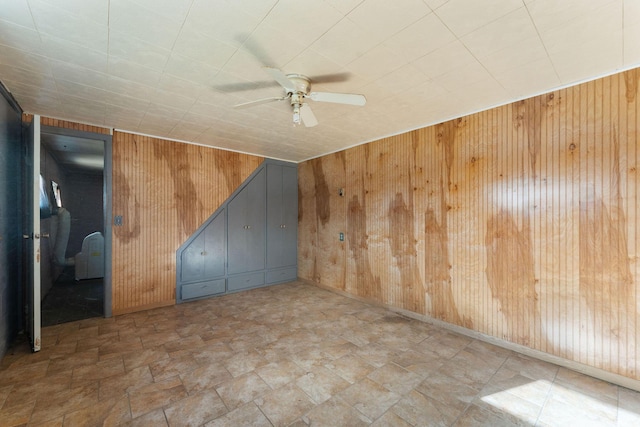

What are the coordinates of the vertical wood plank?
(298, 67, 640, 382)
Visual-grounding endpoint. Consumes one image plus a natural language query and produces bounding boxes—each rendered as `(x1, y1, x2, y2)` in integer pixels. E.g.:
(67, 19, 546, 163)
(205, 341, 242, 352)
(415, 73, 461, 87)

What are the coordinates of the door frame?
(40, 125, 113, 318)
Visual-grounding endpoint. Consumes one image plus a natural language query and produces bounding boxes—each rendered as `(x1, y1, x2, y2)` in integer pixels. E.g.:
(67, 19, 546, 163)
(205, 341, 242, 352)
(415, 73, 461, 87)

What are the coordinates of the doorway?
(38, 126, 112, 326)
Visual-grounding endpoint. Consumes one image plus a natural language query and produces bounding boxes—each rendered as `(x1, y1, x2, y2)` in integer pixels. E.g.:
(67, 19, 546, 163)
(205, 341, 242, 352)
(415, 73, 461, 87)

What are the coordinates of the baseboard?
(112, 299, 175, 316)
(300, 278, 640, 393)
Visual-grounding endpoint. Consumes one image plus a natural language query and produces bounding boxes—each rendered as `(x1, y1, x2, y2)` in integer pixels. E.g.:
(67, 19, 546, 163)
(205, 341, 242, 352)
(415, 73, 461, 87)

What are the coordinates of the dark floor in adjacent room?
(41, 266, 103, 326)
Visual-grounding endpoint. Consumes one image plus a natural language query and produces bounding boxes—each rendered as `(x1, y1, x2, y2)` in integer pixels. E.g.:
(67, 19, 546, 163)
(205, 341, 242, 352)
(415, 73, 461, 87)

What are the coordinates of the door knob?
(23, 234, 30, 239)
(41, 233, 50, 238)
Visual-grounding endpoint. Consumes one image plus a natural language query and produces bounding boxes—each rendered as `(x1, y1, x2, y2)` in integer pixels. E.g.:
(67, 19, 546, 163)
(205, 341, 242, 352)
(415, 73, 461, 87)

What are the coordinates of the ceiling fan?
(233, 67, 366, 127)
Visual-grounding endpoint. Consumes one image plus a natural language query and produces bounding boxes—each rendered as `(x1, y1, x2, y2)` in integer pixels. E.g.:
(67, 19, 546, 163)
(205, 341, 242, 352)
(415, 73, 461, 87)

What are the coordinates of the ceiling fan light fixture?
(292, 104, 301, 125)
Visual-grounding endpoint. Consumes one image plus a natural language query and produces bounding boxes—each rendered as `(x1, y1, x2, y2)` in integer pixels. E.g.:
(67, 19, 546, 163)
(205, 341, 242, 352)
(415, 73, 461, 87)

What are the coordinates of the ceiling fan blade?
(309, 72, 352, 84)
(308, 91, 366, 106)
(263, 67, 295, 93)
(213, 81, 279, 93)
(300, 104, 318, 127)
(234, 96, 286, 109)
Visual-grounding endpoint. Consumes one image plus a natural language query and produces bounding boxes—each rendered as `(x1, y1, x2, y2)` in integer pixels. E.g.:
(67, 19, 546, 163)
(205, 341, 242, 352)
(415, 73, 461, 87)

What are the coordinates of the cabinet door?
(228, 169, 266, 274)
(180, 210, 225, 282)
(267, 164, 297, 269)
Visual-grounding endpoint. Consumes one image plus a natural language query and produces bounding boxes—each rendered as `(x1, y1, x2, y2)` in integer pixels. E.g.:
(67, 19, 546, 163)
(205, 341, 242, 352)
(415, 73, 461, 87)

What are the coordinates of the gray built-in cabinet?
(176, 160, 297, 303)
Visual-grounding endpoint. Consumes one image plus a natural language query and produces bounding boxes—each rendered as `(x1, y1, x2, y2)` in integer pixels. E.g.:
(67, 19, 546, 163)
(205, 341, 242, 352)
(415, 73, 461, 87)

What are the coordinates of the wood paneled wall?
(298, 68, 640, 381)
(112, 132, 263, 314)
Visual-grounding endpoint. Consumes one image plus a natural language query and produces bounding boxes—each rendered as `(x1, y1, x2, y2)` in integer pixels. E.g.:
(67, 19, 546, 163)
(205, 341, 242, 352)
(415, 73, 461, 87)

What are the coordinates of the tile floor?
(1, 281, 639, 426)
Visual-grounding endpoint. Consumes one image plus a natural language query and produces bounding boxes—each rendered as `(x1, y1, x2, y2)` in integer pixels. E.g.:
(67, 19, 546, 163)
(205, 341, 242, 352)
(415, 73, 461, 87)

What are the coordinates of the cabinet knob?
(201, 251, 207, 256)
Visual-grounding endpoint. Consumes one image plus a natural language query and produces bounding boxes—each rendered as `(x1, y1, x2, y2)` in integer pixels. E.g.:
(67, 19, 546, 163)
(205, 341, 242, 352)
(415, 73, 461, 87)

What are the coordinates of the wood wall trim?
(298, 67, 640, 382)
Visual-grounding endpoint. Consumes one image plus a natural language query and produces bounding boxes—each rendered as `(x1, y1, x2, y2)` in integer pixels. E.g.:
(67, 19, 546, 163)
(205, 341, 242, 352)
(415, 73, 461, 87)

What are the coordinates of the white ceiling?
(0, 0, 638, 162)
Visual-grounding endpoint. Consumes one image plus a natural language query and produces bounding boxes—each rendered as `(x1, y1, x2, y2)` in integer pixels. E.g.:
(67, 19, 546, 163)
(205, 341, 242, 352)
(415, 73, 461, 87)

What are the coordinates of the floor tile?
(302, 396, 370, 426)
(367, 363, 423, 395)
(325, 354, 375, 384)
(339, 378, 401, 420)
(371, 410, 412, 426)
(255, 383, 315, 427)
(215, 371, 271, 410)
(223, 350, 267, 377)
(180, 362, 232, 395)
(124, 408, 168, 427)
(164, 389, 227, 426)
(0, 399, 36, 427)
(391, 389, 459, 426)
(205, 402, 272, 427)
(128, 376, 188, 419)
(0, 281, 637, 427)
(256, 359, 306, 389)
(149, 354, 199, 382)
(538, 381, 618, 426)
(61, 395, 131, 426)
(29, 383, 99, 425)
(454, 404, 521, 426)
(295, 366, 351, 404)
(99, 365, 154, 400)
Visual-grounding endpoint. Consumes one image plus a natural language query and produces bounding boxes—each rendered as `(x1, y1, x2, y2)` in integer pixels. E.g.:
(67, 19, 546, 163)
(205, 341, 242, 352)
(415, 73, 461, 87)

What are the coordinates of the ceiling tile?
(412, 40, 478, 80)
(433, 59, 493, 92)
(434, 0, 523, 37)
(185, 0, 261, 47)
(537, 1, 622, 55)
(447, 77, 511, 112)
(104, 76, 155, 102)
(424, 0, 449, 8)
(0, 0, 635, 162)
(138, 113, 180, 135)
(54, 79, 109, 102)
(0, 20, 43, 53)
(172, 27, 238, 69)
(109, 0, 182, 50)
(309, 18, 384, 67)
(109, 31, 171, 72)
(145, 102, 186, 119)
(0, 44, 50, 74)
(127, 0, 193, 23)
(0, 63, 54, 87)
(526, 0, 618, 34)
(50, 61, 110, 91)
(108, 57, 163, 87)
(324, 0, 365, 15)
(364, 64, 429, 103)
(40, 35, 108, 73)
(462, 7, 539, 59)
(284, 49, 346, 80)
(549, 33, 623, 84)
(259, 0, 344, 46)
(346, 44, 407, 81)
(33, 0, 108, 25)
(624, 22, 640, 66)
(29, 0, 108, 51)
(240, 23, 309, 69)
(147, 89, 196, 111)
(479, 36, 550, 76)
(384, 13, 456, 62)
(0, 0, 35, 29)
(156, 74, 208, 100)
(494, 57, 561, 98)
(164, 53, 220, 86)
(347, 0, 432, 40)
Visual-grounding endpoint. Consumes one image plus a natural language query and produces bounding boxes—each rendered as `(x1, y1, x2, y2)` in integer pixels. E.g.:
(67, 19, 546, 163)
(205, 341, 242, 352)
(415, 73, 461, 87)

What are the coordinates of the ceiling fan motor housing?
(285, 74, 311, 94)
